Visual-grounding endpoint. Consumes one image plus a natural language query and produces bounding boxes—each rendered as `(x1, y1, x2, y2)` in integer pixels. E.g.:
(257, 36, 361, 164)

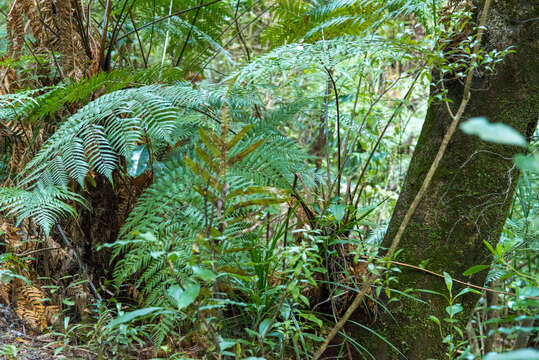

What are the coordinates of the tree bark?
(355, 1, 538, 358)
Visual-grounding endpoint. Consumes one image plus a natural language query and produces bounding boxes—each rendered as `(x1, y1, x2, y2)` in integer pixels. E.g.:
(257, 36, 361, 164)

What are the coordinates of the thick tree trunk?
(355, 1, 538, 358)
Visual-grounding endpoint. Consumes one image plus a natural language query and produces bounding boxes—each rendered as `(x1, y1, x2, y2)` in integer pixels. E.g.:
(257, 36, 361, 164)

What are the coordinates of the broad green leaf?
(192, 266, 216, 282)
(199, 128, 220, 157)
(109, 307, 161, 328)
(460, 117, 527, 147)
(228, 124, 254, 149)
(328, 204, 347, 222)
(258, 318, 272, 337)
(483, 349, 539, 360)
(299, 313, 323, 328)
(0, 269, 32, 286)
(219, 338, 236, 350)
(356, 204, 379, 220)
(228, 139, 264, 165)
(496, 243, 504, 259)
(463, 265, 489, 276)
(127, 145, 149, 177)
(168, 283, 200, 309)
(445, 303, 463, 316)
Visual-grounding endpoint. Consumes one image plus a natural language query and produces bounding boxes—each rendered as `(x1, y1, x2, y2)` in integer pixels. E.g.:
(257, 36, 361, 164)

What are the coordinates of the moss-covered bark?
(352, 1, 538, 358)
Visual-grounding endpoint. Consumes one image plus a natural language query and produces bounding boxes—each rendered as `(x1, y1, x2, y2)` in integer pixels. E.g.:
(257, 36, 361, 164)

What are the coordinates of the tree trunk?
(355, 1, 538, 358)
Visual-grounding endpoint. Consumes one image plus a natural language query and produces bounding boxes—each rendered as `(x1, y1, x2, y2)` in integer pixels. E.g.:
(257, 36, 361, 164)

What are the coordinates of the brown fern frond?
(16, 280, 48, 330)
(7, 0, 25, 57)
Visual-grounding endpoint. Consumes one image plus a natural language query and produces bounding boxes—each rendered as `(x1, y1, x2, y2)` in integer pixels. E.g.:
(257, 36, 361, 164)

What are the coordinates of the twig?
(324, 66, 341, 197)
(19, 247, 61, 257)
(175, 0, 203, 66)
(129, 12, 147, 67)
(96, 0, 112, 70)
(324, 70, 332, 191)
(234, 0, 251, 61)
(311, 1, 493, 358)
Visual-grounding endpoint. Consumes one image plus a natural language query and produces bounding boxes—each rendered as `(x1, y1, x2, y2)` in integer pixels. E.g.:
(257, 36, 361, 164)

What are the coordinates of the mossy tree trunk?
(355, 1, 538, 358)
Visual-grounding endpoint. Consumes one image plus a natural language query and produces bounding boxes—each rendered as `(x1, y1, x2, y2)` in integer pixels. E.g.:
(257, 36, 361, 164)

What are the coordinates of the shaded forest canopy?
(0, 0, 537, 359)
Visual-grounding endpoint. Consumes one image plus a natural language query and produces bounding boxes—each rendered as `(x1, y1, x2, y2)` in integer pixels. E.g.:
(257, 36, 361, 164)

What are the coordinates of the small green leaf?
(301, 332, 324, 342)
(328, 204, 346, 222)
(219, 338, 236, 351)
(62, 298, 75, 306)
(463, 265, 489, 276)
(192, 266, 216, 282)
(460, 117, 527, 147)
(443, 272, 453, 292)
(167, 283, 200, 309)
(446, 303, 463, 316)
(258, 319, 272, 337)
(109, 307, 161, 328)
(127, 145, 150, 177)
(429, 315, 441, 326)
(514, 154, 539, 173)
(483, 240, 495, 255)
(455, 287, 480, 298)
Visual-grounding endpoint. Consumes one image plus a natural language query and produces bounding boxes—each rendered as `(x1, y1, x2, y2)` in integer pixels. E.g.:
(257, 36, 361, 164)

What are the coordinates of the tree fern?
(110, 107, 312, 329)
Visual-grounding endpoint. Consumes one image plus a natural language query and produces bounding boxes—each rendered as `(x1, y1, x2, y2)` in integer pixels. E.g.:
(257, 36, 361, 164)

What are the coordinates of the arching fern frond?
(0, 185, 84, 233)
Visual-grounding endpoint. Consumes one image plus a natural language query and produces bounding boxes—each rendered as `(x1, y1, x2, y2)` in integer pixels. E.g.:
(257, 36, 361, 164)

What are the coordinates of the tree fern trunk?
(354, 1, 538, 358)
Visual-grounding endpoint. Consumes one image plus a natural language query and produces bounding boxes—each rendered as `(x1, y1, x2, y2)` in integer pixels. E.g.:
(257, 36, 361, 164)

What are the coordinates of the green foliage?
(1, 0, 536, 358)
(263, 0, 434, 45)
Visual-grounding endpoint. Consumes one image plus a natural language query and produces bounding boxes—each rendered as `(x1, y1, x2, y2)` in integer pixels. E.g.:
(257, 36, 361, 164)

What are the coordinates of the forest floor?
(0, 305, 93, 360)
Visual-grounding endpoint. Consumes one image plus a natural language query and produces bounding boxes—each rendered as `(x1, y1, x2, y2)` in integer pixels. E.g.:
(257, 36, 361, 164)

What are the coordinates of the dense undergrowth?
(0, 0, 537, 359)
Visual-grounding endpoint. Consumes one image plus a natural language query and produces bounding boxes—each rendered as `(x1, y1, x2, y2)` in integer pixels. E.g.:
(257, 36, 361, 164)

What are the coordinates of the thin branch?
(234, 0, 251, 61)
(324, 66, 341, 197)
(175, 0, 203, 66)
(129, 12, 147, 67)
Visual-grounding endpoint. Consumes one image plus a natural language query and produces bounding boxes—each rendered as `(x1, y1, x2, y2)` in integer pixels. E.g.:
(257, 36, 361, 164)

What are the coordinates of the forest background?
(0, 0, 537, 359)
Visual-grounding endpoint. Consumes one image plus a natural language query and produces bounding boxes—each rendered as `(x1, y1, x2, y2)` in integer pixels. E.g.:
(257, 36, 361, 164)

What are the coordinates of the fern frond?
(0, 185, 84, 235)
